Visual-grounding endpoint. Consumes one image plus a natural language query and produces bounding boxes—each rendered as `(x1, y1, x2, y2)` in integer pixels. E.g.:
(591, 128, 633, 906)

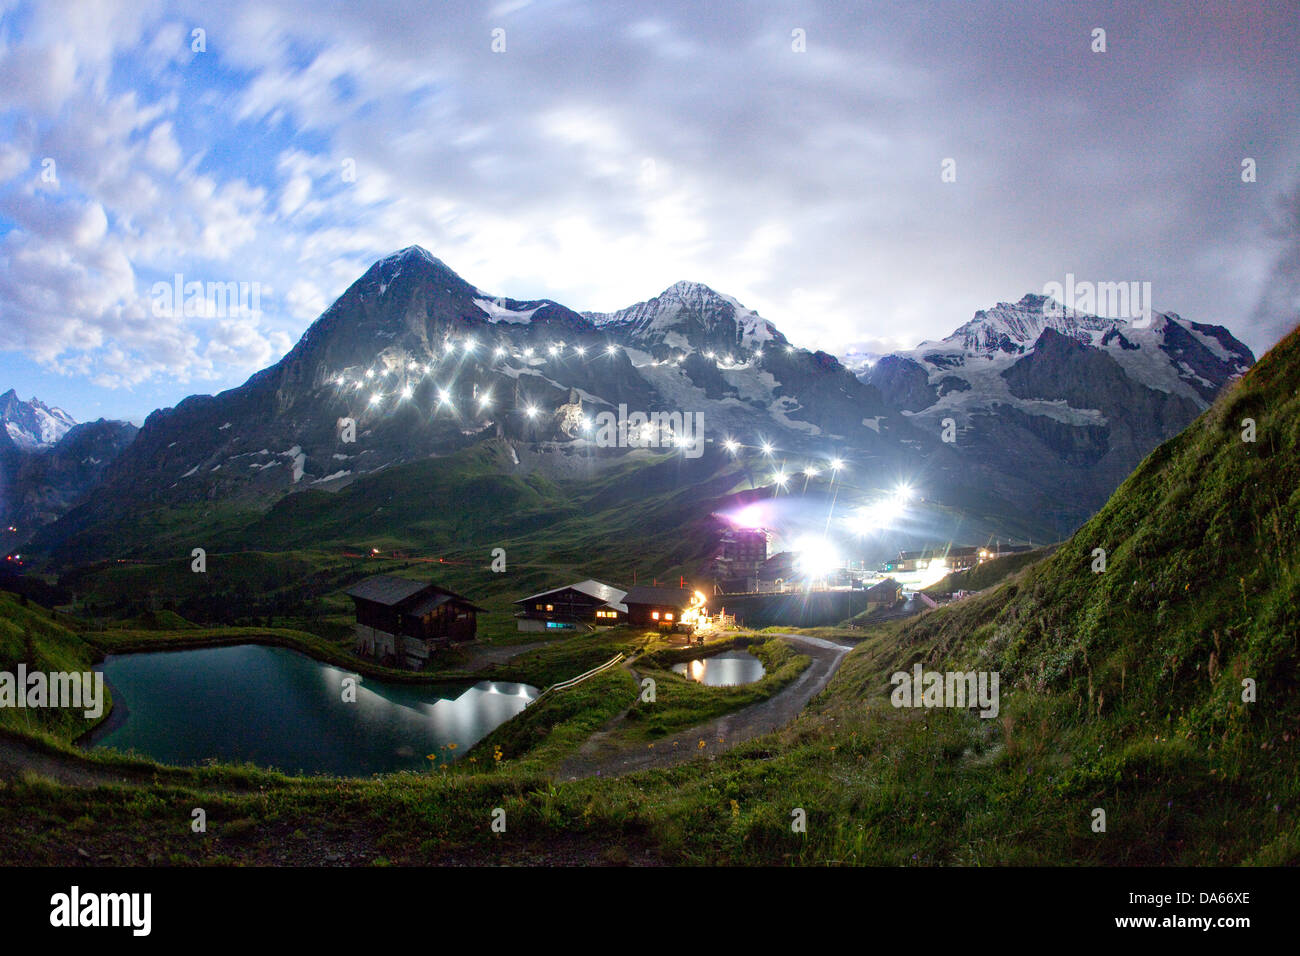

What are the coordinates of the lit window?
(651, 611, 660, 621)
(665, 613, 674, 621)
(546, 604, 554, 612)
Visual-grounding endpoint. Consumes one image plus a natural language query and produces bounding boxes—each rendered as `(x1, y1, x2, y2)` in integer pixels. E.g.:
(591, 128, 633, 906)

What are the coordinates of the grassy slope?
(922, 545, 1057, 596)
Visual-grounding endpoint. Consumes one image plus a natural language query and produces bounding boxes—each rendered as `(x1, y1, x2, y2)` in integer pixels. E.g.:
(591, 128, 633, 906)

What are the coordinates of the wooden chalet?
(864, 577, 903, 607)
(623, 585, 696, 631)
(346, 575, 485, 670)
(514, 579, 628, 631)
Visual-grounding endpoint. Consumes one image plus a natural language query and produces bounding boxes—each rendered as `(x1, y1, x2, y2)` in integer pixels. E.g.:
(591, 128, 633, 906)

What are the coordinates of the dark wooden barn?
(623, 585, 696, 630)
(346, 575, 485, 670)
(513, 579, 628, 631)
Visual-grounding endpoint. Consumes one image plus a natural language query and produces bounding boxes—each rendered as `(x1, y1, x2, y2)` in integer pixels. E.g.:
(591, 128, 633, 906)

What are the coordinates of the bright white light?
(525, 405, 538, 418)
(407, 361, 419, 371)
(580, 416, 592, 432)
(785, 345, 795, 353)
(493, 346, 506, 358)
(369, 393, 382, 405)
(335, 375, 346, 386)
(851, 498, 902, 535)
(523, 347, 534, 357)
(830, 458, 844, 471)
(438, 387, 452, 405)
(353, 382, 364, 391)
(575, 345, 586, 356)
(772, 470, 788, 487)
(804, 466, 820, 478)
(606, 344, 618, 355)
(793, 536, 840, 578)
(364, 369, 375, 379)
(895, 483, 914, 500)
(478, 391, 492, 408)
(723, 439, 739, 454)
(401, 385, 413, 400)
(705, 350, 715, 359)
(754, 349, 763, 359)
(464, 339, 477, 352)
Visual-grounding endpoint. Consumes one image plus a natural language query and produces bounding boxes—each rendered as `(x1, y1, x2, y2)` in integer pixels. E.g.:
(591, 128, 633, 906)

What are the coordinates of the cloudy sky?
(1, 0, 1298, 423)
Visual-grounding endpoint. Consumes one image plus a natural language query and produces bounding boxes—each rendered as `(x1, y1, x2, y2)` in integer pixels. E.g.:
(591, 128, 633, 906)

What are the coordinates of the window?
(546, 604, 554, 611)
(651, 611, 660, 621)
(535, 604, 543, 610)
(665, 613, 674, 621)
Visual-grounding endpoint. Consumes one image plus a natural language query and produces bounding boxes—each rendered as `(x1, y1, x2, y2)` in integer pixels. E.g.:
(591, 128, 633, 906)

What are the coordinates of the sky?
(0, 0, 1298, 424)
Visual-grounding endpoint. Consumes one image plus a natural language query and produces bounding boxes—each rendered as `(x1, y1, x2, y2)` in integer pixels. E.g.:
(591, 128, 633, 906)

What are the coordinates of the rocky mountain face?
(21, 249, 1255, 566)
(0, 409, 138, 551)
(859, 294, 1254, 531)
(0, 390, 77, 449)
(585, 281, 788, 359)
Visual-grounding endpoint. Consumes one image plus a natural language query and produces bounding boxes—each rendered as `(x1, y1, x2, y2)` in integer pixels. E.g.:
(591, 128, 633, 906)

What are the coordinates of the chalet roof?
(345, 574, 484, 613)
(865, 577, 902, 597)
(345, 574, 429, 606)
(515, 578, 628, 611)
(623, 585, 694, 608)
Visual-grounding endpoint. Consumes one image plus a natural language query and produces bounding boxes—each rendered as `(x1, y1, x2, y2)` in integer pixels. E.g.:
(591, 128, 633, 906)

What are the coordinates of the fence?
(533, 653, 626, 703)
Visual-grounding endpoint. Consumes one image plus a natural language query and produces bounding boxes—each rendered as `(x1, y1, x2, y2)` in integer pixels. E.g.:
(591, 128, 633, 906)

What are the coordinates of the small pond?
(671, 649, 766, 687)
(85, 644, 538, 776)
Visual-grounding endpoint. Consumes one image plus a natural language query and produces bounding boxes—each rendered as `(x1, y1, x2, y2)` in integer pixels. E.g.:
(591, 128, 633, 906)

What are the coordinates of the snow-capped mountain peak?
(584, 281, 788, 356)
(0, 389, 78, 449)
(944, 293, 1117, 354)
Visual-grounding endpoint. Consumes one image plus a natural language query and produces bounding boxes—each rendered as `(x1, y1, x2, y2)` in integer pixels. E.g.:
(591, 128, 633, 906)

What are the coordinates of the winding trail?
(555, 634, 853, 782)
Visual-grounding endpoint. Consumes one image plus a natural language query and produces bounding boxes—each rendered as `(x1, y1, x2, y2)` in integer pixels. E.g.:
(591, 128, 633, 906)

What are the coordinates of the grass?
(621, 637, 810, 742)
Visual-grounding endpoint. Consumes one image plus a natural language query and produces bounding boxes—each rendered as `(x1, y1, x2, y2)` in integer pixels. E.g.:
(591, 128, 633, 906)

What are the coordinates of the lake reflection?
(88, 644, 537, 776)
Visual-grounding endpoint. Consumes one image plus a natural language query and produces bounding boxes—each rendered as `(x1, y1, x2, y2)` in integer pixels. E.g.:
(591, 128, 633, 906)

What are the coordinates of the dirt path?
(462, 640, 547, 672)
(554, 634, 852, 781)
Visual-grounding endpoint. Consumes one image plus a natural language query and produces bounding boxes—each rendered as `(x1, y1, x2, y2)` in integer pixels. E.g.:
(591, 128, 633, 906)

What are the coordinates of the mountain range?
(9, 246, 1255, 569)
(0, 392, 138, 552)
